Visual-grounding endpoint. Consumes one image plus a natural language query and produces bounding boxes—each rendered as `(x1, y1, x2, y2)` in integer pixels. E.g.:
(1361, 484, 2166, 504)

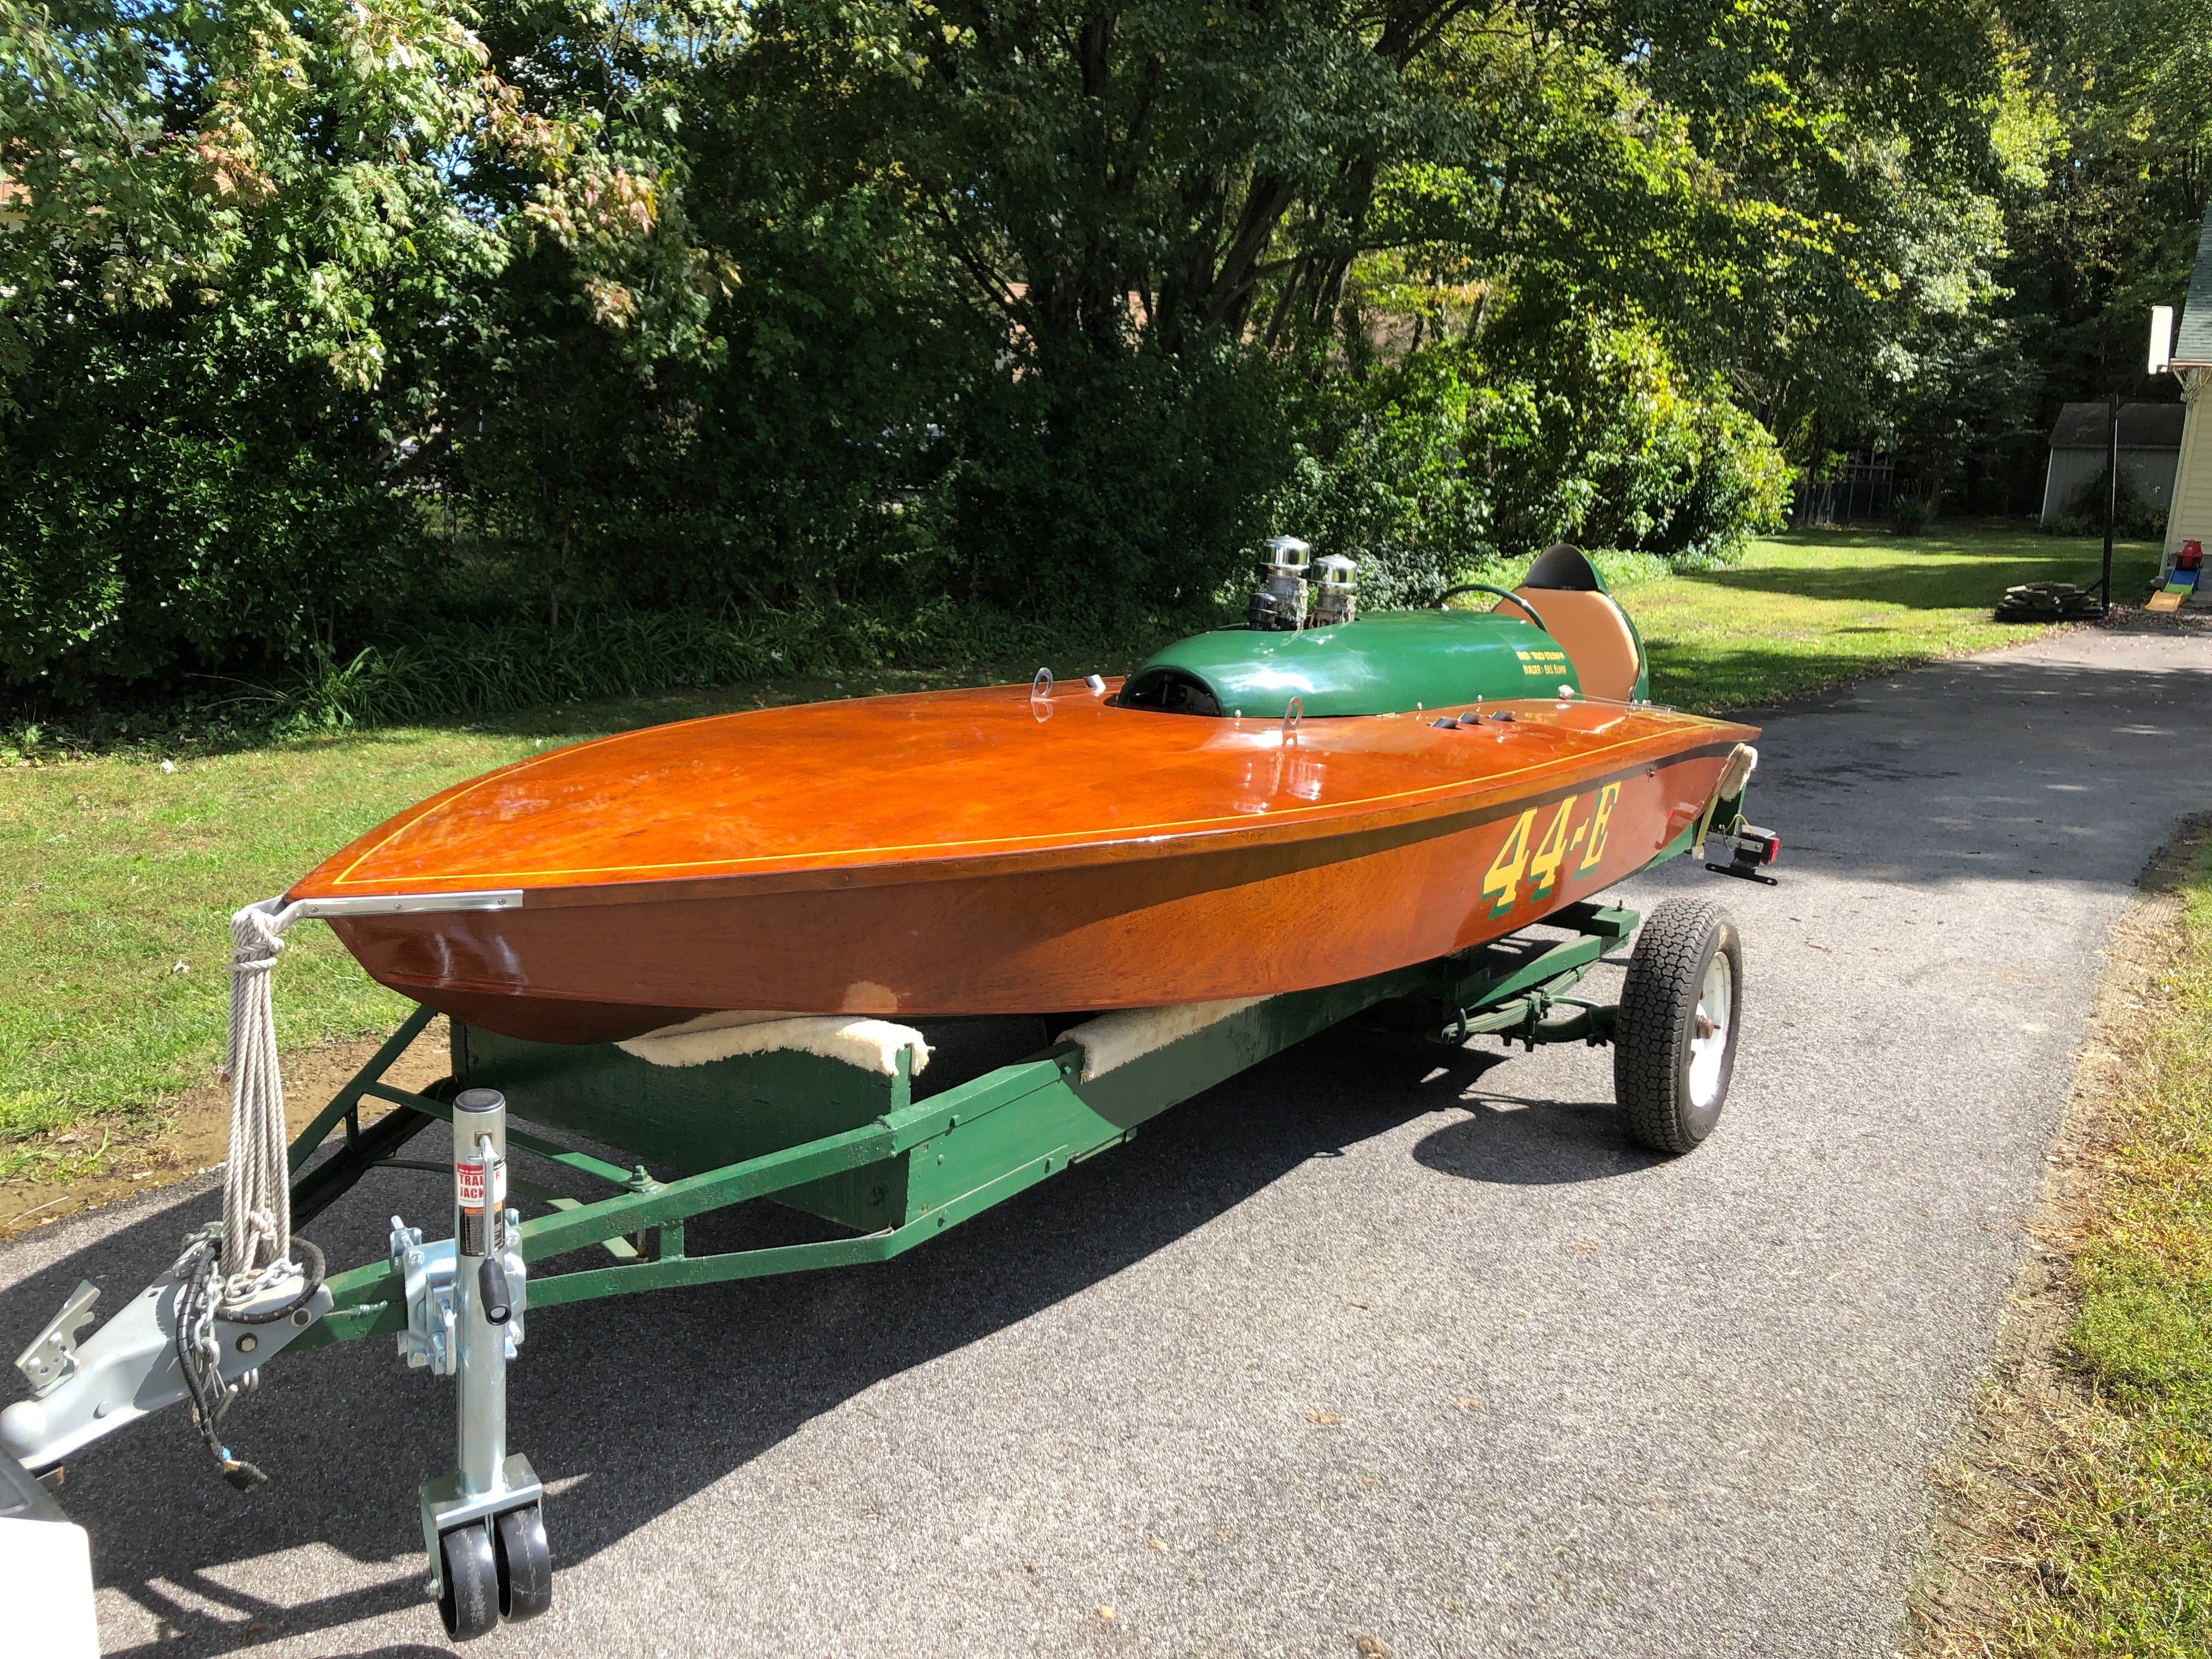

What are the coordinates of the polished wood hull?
(291, 684, 1757, 1042)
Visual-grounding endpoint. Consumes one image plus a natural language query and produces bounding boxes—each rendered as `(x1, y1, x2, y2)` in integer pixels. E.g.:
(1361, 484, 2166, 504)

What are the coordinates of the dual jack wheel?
(439, 1502, 551, 1641)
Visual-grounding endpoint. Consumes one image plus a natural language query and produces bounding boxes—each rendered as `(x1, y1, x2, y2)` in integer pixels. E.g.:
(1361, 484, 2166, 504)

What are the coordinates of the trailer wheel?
(495, 1502, 553, 1622)
(1615, 897, 1742, 1154)
(438, 1521, 500, 1642)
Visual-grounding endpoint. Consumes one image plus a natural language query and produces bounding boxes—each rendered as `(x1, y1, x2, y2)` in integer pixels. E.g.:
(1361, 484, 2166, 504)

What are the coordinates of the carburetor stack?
(1311, 554, 1357, 628)
(1246, 537, 1310, 630)
(1247, 538, 1357, 632)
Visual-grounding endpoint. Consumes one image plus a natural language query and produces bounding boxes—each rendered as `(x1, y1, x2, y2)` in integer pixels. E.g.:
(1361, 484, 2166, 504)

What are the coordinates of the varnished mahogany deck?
(291, 682, 1757, 1040)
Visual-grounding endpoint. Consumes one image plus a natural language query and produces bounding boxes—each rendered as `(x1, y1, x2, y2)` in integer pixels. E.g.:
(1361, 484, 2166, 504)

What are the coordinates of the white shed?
(2039, 403, 2182, 524)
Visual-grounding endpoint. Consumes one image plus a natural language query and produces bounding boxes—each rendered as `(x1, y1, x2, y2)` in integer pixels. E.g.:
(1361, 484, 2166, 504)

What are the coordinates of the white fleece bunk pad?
(1057, 996, 1268, 1084)
(617, 1009, 931, 1077)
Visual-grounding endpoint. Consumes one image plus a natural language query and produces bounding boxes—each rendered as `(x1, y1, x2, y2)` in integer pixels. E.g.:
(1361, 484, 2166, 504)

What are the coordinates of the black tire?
(495, 1503, 554, 1623)
(1614, 896, 1743, 1154)
(439, 1521, 501, 1641)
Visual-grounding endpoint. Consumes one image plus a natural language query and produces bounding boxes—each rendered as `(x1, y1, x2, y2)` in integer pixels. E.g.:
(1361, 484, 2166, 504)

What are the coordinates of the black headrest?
(1521, 543, 1601, 592)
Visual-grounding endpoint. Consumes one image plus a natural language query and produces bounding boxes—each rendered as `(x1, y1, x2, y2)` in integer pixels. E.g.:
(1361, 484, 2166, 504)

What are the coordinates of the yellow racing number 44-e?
(1480, 783, 1620, 918)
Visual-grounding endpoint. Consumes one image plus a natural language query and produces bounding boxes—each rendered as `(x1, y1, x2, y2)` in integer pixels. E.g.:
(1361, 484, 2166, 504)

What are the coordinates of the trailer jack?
(409, 1086, 550, 1641)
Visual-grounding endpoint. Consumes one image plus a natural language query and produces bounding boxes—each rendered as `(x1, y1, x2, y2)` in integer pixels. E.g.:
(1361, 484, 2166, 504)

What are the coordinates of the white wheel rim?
(1688, 951, 1733, 1109)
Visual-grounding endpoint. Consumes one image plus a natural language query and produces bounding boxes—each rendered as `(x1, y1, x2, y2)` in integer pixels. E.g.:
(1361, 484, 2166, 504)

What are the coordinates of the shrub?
(0, 336, 415, 699)
(1892, 494, 1937, 534)
(1265, 320, 1791, 606)
(1267, 349, 1514, 610)
(941, 343, 1297, 619)
(247, 599, 1203, 732)
(1482, 313, 1792, 564)
(0, 0, 512, 701)
(1658, 394, 1796, 561)
(2054, 467, 2169, 541)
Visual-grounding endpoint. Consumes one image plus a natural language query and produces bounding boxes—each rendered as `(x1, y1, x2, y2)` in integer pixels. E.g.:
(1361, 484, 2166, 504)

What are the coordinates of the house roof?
(2047, 401, 2185, 450)
(2175, 206, 2212, 367)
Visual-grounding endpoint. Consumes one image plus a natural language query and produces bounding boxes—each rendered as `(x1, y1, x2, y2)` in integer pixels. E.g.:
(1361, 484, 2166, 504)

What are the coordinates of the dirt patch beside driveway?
(0, 1022, 449, 1241)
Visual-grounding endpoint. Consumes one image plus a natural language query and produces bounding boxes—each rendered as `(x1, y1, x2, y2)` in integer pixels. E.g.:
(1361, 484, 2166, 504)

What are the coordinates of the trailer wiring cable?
(225, 1237, 327, 1325)
(173, 1230, 247, 1490)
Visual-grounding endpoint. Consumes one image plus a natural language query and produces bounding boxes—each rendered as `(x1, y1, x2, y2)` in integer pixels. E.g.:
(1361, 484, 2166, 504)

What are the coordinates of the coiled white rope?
(218, 896, 308, 1295)
(163, 895, 331, 1491)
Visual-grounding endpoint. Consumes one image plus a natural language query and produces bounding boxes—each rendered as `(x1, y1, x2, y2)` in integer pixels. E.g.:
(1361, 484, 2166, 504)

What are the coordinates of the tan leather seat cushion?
(1496, 588, 1641, 701)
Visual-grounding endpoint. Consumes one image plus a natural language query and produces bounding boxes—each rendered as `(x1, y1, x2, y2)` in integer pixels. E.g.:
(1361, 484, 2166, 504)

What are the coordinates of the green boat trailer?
(289, 897, 1645, 1353)
(4, 822, 1776, 1639)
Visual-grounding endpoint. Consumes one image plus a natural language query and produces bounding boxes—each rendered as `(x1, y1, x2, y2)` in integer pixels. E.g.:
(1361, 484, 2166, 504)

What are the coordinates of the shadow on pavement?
(1410, 1094, 1662, 1186)
(1727, 649, 2212, 881)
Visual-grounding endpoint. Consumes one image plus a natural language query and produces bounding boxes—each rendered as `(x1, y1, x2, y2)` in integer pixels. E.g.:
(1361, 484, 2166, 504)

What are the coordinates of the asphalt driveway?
(5, 624, 2209, 1658)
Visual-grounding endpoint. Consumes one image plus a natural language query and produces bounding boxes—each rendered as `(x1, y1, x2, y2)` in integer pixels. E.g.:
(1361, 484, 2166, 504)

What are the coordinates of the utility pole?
(2101, 391, 2118, 617)
(2148, 304, 2176, 594)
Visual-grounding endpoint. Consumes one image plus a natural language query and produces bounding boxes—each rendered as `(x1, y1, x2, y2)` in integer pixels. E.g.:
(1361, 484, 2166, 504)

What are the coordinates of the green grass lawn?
(1631, 524, 2162, 712)
(1997, 832, 2212, 1657)
(0, 522, 2163, 1166)
(0, 672, 981, 1171)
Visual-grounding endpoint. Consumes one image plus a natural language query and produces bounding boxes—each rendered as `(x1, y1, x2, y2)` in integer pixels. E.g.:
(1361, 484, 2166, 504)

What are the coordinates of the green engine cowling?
(1118, 610, 1581, 720)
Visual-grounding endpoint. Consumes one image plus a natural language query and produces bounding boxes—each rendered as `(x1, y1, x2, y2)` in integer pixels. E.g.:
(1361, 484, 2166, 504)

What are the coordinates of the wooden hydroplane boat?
(289, 546, 1759, 1043)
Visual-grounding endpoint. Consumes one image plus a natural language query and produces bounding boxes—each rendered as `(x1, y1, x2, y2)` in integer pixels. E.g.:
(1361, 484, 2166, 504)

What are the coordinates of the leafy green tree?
(0, 0, 2066, 703)
(1965, 0, 2211, 510)
(0, 0, 540, 689)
